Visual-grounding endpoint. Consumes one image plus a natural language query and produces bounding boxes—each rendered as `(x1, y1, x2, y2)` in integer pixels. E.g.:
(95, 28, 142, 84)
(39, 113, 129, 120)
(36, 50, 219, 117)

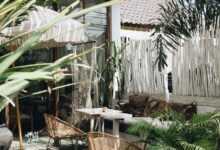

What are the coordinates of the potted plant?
(0, 124, 13, 150)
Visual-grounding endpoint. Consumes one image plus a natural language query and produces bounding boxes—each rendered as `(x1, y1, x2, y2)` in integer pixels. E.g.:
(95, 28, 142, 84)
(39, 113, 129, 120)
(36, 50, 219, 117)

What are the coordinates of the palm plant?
(153, 0, 220, 71)
(129, 112, 220, 150)
(0, 0, 119, 111)
(98, 41, 125, 106)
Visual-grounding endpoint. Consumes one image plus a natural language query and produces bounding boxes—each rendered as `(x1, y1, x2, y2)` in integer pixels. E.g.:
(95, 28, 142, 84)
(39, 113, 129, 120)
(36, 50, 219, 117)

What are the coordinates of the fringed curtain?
(121, 37, 164, 95)
(172, 31, 220, 97)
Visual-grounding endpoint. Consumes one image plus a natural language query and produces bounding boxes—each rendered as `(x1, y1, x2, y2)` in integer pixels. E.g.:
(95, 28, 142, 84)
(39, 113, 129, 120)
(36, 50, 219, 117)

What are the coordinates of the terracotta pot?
(0, 125, 13, 150)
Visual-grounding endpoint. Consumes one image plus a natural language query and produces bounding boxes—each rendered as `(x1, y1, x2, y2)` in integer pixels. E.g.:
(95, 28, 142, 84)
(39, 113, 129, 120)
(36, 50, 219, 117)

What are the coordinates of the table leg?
(98, 118, 104, 132)
(113, 120, 120, 137)
(90, 118, 95, 132)
(102, 118, 105, 132)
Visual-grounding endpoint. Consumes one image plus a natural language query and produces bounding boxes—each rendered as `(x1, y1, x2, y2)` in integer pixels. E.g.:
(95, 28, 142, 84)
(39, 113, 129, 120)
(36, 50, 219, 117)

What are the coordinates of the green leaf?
(0, 79, 29, 111)
(7, 71, 53, 81)
(7, 63, 51, 72)
(0, 31, 42, 75)
(179, 141, 205, 150)
(0, 0, 117, 111)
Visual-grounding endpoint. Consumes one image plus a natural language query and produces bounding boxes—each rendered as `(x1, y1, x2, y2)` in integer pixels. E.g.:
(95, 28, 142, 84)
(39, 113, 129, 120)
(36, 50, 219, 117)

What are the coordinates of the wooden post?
(11, 43, 24, 149)
(106, 7, 112, 43)
(16, 98, 24, 150)
(80, 0, 86, 24)
(51, 2, 59, 117)
(55, 90, 59, 117)
(5, 106, 10, 127)
(103, 7, 113, 107)
(52, 48, 59, 116)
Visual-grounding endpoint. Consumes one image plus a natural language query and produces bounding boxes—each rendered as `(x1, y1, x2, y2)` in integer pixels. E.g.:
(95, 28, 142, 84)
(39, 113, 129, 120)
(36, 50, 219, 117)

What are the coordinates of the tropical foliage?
(0, 0, 118, 111)
(98, 42, 124, 106)
(154, 0, 220, 71)
(129, 112, 220, 150)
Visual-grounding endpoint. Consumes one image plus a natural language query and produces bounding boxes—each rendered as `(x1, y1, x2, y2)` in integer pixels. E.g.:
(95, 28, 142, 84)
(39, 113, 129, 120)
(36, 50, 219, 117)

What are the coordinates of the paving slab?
(10, 137, 86, 150)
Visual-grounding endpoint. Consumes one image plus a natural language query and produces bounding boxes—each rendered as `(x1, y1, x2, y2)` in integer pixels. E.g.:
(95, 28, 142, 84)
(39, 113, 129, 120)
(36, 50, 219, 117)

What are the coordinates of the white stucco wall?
(121, 29, 153, 40)
(111, 4, 121, 43)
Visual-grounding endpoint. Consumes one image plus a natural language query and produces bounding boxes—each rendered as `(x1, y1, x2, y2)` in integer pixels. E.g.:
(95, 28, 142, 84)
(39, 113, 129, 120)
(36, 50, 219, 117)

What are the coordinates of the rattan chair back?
(88, 132, 142, 150)
(44, 114, 84, 139)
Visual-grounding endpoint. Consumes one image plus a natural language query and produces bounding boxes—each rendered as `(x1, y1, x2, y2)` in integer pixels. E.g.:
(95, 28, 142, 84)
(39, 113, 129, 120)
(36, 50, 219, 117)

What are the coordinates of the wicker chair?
(44, 114, 85, 149)
(88, 132, 142, 150)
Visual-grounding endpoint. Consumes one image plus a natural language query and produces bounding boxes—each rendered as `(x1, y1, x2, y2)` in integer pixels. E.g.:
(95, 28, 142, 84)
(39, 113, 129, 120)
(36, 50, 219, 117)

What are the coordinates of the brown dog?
(119, 94, 197, 120)
(144, 97, 197, 120)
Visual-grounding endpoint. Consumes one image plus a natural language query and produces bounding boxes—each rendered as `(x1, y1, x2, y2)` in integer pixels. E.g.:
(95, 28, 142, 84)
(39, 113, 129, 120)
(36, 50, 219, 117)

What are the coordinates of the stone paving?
(10, 94, 220, 150)
(10, 137, 86, 150)
(10, 137, 47, 150)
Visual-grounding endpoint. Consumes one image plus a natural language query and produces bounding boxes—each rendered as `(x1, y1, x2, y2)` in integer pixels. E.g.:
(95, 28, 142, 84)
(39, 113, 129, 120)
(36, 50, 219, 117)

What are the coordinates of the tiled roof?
(121, 0, 166, 25)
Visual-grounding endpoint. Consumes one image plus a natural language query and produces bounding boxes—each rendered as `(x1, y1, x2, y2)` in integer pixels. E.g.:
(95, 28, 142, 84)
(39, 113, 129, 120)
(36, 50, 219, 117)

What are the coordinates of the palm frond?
(153, 0, 220, 70)
(129, 112, 220, 149)
(178, 141, 205, 150)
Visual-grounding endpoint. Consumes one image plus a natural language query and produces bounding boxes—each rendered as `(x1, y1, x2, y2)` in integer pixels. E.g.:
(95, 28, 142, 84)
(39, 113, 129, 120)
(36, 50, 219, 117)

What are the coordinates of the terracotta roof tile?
(121, 0, 166, 25)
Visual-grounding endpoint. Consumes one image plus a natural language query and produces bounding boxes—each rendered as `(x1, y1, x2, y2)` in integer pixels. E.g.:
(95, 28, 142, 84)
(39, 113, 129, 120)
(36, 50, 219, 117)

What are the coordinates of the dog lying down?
(119, 94, 197, 120)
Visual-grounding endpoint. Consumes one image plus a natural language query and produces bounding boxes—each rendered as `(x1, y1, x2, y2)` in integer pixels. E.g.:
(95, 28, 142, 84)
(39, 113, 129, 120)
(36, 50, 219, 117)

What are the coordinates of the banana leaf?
(0, 46, 98, 111)
(0, 0, 36, 31)
(7, 71, 53, 81)
(6, 63, 51, 72)
(0, 0, 118, 111)
(0, 63, 52, 81)
(0, 79, 29, 111)
(0, 31, 42, 75)
(0, 0, 118, 75)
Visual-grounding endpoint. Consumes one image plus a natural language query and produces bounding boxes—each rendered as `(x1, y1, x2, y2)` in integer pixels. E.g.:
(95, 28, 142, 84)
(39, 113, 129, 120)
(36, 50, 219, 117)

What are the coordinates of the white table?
(76, 108, 132, 137)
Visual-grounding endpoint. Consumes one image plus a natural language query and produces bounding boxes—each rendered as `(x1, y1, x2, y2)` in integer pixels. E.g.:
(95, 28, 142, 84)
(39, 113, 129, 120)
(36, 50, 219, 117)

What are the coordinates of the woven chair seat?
(44, 114, 84, 139)
(88, 132, 142, 150)
(52, 124, 82, 138)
